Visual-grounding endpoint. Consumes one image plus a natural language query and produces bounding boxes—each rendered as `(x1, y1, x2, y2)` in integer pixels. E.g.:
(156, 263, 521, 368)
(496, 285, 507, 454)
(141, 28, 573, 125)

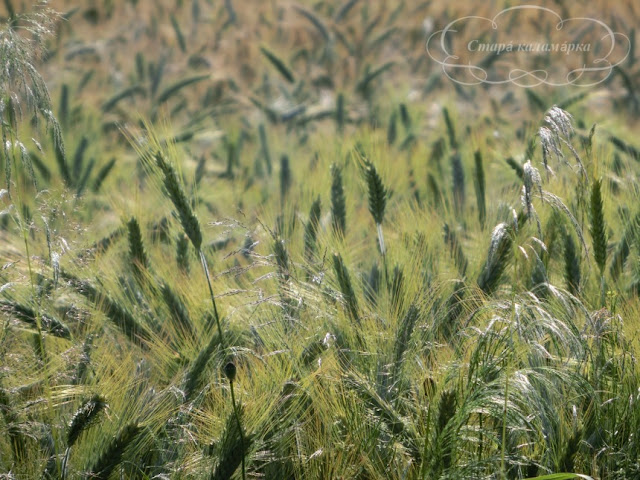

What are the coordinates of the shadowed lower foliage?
(2, 2, 640, 479)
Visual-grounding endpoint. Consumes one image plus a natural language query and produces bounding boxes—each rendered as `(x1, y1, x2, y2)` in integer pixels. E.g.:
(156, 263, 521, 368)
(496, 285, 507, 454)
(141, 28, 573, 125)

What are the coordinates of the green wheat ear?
(273, 237, 289, 282)
(160, 282, 194, 338)
(211, 406, 253, 480)
(436, 389, 458, 470)
(444, 223, 468, 277)
(336, 92, 345, 133)
(127, 217, 148, 278)
(477, 223, 513, 295)
(505, 157, 524, 180)
(451, 152, 465, 215)
(182, 330, 223, 401)
(427, 173, 442, 208)
(389, 264, 405, 313)
(387, 109, 398, 145)
(560, 427, 583, 472)
(393, 303, 419, 373)
(332, 253, 359, 324)
(564, 230, 581, 295)
(590, 178, 607, 276)
(92, 157, 116, 192)
(363, 160, 388, 255)
(0, 386, 26, 464)
(67, 394, 108, 447)
(155, 152, 202, 251)
(279, 154, 291, 204)
(473, 150, 486, 229)
(330, 164, 347, 238)
(86, 422, 142, 480)
(363, 160, 387, 226)
(429, 137, 446, 175)
(442, 107, 457, 149)
(260, 46, 295, 84)
(304, 197, 322, 260)
(258, 123, 273, 176)
(610, 211, 640, 282)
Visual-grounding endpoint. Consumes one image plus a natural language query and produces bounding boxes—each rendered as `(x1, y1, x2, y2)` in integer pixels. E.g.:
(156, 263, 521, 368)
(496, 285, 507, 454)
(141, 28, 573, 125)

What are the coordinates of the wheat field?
(1, 1, 640, 479)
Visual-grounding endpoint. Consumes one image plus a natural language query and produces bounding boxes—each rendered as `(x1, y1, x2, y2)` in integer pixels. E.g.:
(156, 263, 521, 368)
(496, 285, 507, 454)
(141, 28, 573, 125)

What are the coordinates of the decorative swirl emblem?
(425, 5, 630, 87)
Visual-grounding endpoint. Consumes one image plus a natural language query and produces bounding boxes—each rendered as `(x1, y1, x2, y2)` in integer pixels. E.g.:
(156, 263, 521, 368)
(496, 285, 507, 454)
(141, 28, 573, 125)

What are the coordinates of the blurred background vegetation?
(1, 1, 640, 479)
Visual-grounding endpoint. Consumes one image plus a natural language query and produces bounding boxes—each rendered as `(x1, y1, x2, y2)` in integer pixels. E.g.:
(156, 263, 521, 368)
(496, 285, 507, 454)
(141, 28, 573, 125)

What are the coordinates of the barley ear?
(183, 330, 223, 401)
(389, 264, 405, 313)
(279, 154, 291, 204)
(428, 137, 446, 175)
(563, 230, 581, 295)
(610, 212, 640, 282)
(336, 92, 345, 133)
(127, 217, 149, 279)
(393, 303, 419, 371)
(260, 46, 295, 84)
(330, 164, 346, 238)
(273, 237, 289, 282)
(505, 157, 524, 180)
(258, 123, 272, 176)
(364, 160, 387, 226)
(436, 389, 458, 470)
(477, 223, 513, 295)
(211, 406, 253, 480)
(473, 150, 486, 229)
(427, 173, 442, 208)
(303, 197, 321, 260)
(160, 283, 195, 338)
(333, 253, 359, 324)
(442, 107, 457, 149)
(363, 160, 387, 255)
(560, 428, 583, 473)
(387, 109, 397, 145)
(155, 152, 202, 251)
(67, 394, 108, 448)
(444, 224, 468, 277)
(176, 233, 190, 273)
(451, 152, 465, 215)
(590, 178, 607, 276)
(92, 157, 116, 192)
(86, 423, 142, 480)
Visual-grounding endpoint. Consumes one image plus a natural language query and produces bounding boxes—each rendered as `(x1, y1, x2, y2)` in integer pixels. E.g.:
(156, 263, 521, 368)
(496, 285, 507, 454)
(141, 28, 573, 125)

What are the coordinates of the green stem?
(199, 250, 225, 350)
(419, 402, 432, 479)
(229, 380, 246, 480)
(501, 362, 509, 479)
(11, 146, 59, 473)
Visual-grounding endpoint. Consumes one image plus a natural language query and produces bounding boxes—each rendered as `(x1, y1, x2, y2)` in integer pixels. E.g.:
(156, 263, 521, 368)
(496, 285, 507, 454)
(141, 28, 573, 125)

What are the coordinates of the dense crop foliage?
(1, 1, 640, 479)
